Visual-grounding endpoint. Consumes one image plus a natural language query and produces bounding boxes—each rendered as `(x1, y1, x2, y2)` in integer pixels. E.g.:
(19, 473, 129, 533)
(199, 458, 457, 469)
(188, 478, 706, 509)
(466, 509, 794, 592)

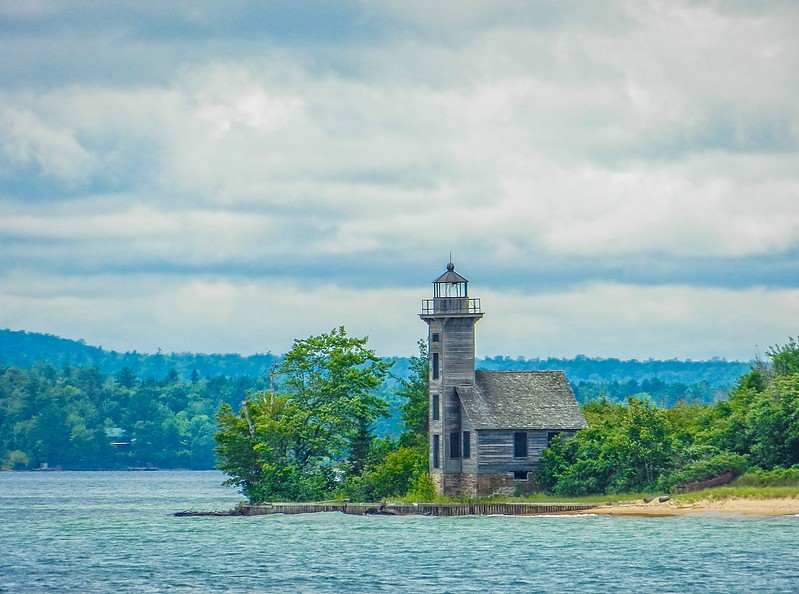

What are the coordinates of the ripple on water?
(2, 472, 799, 593)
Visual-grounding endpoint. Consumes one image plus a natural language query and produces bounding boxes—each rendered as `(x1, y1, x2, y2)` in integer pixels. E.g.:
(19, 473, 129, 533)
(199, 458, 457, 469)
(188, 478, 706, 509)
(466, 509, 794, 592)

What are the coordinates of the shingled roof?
(456, 370, 587, 430)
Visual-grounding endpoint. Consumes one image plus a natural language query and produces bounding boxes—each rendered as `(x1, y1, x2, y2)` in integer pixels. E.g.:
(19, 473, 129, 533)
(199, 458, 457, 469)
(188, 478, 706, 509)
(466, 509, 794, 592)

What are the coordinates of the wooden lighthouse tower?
(419, 262, 483, 495)
(419, 262, 588, 497)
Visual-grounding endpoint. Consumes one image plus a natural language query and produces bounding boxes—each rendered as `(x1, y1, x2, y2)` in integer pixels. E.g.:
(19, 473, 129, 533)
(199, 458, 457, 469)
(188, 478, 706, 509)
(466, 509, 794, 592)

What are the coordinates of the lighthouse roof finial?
(433, 261, 468, 285)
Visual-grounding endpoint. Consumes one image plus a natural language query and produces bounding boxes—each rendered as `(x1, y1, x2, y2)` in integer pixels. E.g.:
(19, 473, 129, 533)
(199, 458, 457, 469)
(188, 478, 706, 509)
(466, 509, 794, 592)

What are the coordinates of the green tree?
(747, 374, 799, 469)
(397, 340, 429, 443)
(277, 327, 391, 478)
(215, 393, 330, 502)
(342, 338, 431, 501)
(767, 337, 799, 378)
(536, 398, 675, 495)
(214, 328, 392, 502)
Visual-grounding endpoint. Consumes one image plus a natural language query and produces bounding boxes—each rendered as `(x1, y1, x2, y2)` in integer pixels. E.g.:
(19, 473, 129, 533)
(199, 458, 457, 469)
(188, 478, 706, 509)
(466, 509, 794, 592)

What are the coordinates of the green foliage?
(215, 328, 432, 504)
(536, 398, 675, 496)
(537, 338, 799, 497)
(2, 449, 29, 470)
(277, 326, 392, 477)
(0, 362, 265, 470)
(675, 485, 799, 502)
(767, 337, 799, 377)
(214, 328, 393, 502)
(339, 443, 428, 502)
(215, 394, 336, 502)
(339, 337, 432, 502)
(397, 341, 429, 438)
(733, 465, 799, 487)
(658, 449, 749, 491)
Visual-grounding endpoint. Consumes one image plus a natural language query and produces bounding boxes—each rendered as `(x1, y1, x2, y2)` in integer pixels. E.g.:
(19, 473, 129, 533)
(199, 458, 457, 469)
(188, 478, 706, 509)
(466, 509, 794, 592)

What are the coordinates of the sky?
(1, 1, 798, 361)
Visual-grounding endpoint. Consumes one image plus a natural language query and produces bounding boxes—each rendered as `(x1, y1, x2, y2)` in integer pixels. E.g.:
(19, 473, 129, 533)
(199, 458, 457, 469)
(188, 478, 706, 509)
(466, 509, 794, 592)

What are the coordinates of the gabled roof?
(456, 370, 587, 431)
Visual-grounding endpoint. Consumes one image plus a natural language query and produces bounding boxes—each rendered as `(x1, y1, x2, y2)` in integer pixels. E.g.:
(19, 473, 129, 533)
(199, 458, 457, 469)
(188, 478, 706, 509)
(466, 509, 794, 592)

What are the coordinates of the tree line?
(4, 325, 796, 502)
(3, 329, 749, 397)
(535, 338, 799, 495)
(0, 363, 267, 471)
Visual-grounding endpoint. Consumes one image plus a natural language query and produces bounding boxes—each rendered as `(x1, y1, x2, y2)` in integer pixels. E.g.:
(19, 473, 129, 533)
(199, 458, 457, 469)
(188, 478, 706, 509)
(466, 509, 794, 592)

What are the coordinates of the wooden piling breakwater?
(176, 501, 598, 517)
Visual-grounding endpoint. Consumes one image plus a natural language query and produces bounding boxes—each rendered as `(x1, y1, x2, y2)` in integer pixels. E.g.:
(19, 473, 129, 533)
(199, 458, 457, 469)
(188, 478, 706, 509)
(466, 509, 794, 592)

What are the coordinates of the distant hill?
(0, 329, 278, 381)
(1, 328, 751, 389)
(477, 355, 751, 388)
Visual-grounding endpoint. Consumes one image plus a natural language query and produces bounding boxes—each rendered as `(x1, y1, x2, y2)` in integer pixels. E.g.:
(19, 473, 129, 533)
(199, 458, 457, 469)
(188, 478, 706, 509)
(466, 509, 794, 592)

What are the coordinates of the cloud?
(1, 270, 796, 360)
(0, 1, 798, 358)
(0, 107, 96, 184)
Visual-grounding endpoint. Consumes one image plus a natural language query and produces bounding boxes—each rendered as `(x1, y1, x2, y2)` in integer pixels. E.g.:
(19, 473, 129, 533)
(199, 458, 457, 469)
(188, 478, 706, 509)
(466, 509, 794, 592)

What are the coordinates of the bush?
(2, 450, 30, 470)
(733, 465, 799, 487)
(659, 451, 748, 491)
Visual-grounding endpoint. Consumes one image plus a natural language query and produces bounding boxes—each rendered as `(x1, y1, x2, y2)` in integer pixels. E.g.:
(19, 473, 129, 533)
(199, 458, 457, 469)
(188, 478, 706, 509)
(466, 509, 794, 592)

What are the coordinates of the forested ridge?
(2, 329, 750, 386)
(0, 328, 755, 475)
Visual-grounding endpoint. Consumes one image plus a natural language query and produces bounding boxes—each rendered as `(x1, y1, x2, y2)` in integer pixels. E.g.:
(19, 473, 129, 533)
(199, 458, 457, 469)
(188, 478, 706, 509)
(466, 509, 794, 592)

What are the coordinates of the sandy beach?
(586, 497, 799, 517)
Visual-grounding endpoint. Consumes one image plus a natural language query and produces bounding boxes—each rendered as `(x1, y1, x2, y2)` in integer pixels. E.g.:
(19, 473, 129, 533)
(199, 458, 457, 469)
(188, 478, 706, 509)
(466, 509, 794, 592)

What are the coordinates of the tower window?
(431, 352, 439, 380)
(462, 431, 471, 459)
(449, 432, 461, 459)
(431, 394, 440, 420)
(513, 432, 528, 458)
(433, 435, 440, 468)
(431, 332, 440, 342)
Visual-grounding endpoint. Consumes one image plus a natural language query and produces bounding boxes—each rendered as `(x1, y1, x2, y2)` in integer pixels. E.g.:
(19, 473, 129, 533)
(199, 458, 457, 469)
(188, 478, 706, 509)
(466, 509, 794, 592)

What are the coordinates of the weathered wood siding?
(425, 315, 481, 479)
(439, 317, 478, 385)
(476, 429, 562, 474)
(460, 406, 477, 474)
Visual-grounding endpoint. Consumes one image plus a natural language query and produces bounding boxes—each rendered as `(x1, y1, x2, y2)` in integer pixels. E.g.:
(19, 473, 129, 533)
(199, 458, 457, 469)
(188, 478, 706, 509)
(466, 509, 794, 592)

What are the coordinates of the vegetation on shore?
(214, 330, 433, 503)
(216, 334, 799, 504)
(535, 338, 799, 496)
(0, 363, 263, 471)
(2, 327, 797, 507)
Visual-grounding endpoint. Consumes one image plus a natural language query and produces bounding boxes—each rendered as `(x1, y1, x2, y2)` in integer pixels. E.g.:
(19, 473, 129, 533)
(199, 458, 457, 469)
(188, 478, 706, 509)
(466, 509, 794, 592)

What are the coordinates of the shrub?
(659, 451, 748, 491)
(733, 465, 799, 487)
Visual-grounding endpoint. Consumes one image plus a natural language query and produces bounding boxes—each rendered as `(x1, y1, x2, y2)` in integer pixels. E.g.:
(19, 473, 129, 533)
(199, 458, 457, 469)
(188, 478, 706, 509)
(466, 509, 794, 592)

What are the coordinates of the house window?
(431, 332, 440, 343)
(432, 394, 440, 420)
(449, 432, 461, 459)
(433, 435, 440, 468)
(462, 431, 471, 459)
(547, 431, 561, 446)
(513, 432, 528, 458)
(513, 470, 528, 481)
(431, 352, 439, 380)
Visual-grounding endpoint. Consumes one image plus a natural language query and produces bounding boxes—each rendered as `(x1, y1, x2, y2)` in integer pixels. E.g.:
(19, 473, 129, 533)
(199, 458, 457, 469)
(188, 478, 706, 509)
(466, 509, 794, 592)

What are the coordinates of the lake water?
(2, 471, 798, 593)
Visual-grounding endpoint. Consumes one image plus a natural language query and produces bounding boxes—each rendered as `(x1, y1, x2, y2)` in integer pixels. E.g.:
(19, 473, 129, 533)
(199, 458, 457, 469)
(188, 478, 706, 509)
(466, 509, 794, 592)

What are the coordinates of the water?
(2, 471, 798, 593)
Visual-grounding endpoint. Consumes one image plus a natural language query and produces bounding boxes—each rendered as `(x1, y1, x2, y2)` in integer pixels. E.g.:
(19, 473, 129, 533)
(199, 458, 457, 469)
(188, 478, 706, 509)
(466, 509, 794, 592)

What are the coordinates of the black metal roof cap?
(433, 262, 468, 284)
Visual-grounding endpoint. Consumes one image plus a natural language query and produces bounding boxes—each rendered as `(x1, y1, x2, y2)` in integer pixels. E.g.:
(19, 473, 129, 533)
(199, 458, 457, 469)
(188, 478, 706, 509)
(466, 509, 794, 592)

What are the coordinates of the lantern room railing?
(421, 298, 482, 315)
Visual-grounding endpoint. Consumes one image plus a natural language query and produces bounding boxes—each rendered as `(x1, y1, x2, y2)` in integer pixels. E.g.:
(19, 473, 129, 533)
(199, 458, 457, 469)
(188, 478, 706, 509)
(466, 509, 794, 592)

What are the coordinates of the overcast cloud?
(1, 1, 798, 360)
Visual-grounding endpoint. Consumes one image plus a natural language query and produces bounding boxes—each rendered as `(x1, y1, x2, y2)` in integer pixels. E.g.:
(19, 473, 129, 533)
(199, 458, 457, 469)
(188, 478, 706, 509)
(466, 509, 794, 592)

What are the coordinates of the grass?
(392, 485, 799, 506)
(391, 491, 651, 505)
(387, 471, 799, 505)
(673, 485, 799, 504)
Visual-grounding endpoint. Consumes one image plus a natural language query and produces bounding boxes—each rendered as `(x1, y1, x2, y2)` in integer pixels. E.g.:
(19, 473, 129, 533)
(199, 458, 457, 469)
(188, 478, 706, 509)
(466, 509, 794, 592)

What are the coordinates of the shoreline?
(580, 496, 799, 517)
(175, 497, 799, 518)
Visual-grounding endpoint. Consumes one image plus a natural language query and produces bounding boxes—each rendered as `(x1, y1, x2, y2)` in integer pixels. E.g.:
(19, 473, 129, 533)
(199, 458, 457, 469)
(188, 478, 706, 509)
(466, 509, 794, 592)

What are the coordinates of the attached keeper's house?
(420, 263, 587, 497)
